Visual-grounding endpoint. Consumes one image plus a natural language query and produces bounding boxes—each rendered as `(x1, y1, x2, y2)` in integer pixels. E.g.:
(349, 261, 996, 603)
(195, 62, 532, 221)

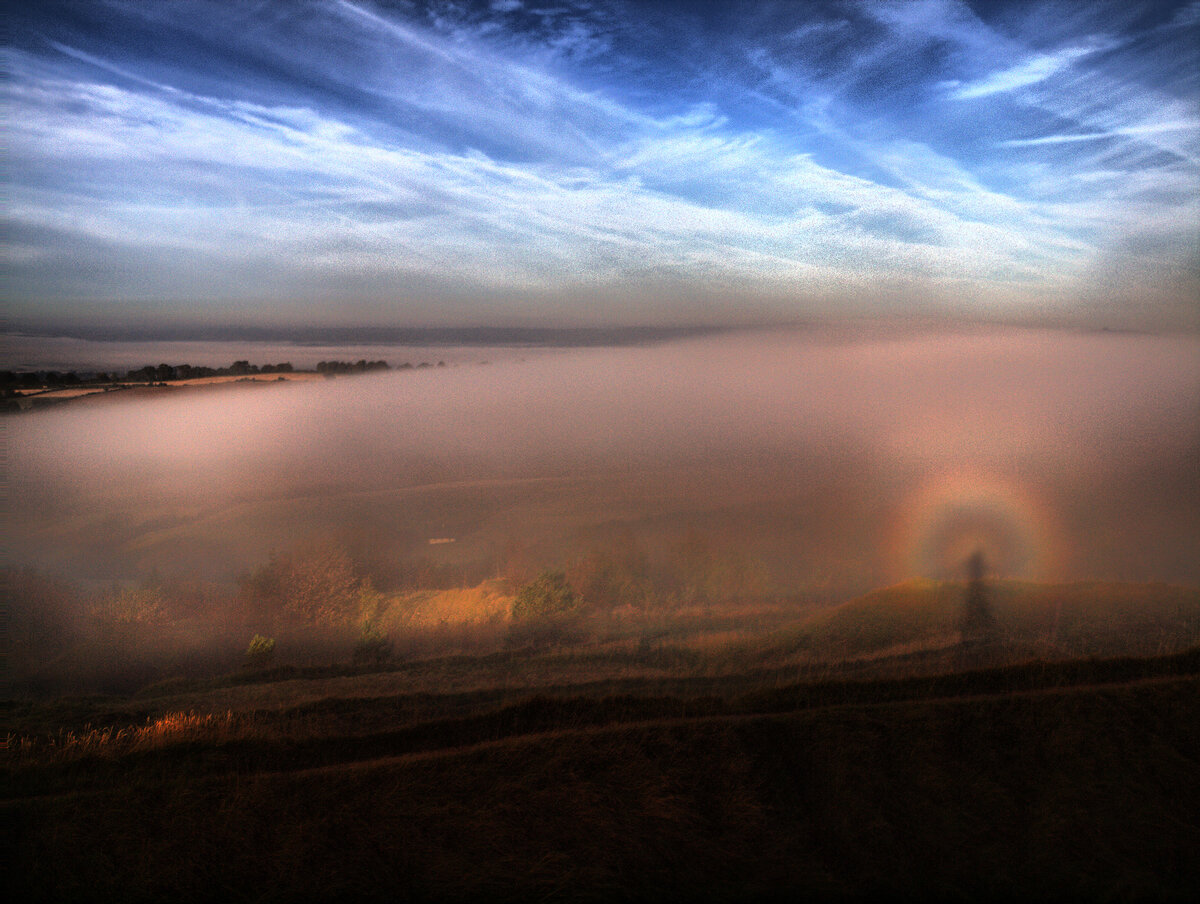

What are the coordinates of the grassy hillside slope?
(6, 650, 1200, 902)
(776, 579, 1200, 661)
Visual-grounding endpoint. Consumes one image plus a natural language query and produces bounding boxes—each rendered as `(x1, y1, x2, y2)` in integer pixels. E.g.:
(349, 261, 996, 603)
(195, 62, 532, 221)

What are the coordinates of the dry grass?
(380, 580, 514, 631)
(6, 710, 244, 763)
(6, 662, 1199, 903)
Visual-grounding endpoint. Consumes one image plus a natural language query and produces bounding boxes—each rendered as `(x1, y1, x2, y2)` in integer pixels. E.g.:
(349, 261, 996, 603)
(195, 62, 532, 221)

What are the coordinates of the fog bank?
(6, 327, 1198, 593)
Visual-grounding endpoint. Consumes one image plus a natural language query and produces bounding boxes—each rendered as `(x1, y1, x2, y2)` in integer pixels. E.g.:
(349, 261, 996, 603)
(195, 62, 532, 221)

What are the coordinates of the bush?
(508, 571, 582, 648)
(244, 634, 276, 670)
(353, 620, 392, 666)
(511, 571, 578, 620)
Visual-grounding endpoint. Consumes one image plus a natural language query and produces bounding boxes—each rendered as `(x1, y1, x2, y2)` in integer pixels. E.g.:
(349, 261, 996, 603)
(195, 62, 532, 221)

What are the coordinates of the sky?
(4, 0, 1199, 331)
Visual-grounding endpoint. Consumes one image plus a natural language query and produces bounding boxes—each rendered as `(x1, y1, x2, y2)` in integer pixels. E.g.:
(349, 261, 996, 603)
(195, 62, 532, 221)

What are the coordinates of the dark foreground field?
(5, 647, 1199, 903)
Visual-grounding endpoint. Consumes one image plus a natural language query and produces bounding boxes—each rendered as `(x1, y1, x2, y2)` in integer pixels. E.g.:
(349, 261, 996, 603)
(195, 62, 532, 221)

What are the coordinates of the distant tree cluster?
(125, 361, 294, 382)
(1, 362, 297, 391)
(91, 585, 169, 628)
(3, 358, 464, 397)
(565, 531, 653, 610)
(2, 370, 92, 391)
(315, 360, 390, 375)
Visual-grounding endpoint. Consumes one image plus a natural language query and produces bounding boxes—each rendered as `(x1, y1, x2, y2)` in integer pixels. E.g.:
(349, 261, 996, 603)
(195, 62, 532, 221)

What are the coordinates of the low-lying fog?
(6, 326, 1199, 596)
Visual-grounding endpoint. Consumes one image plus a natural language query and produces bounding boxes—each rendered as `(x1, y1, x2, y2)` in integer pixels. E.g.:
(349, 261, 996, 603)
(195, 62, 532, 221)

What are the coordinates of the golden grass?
(6, 710, 243, 763)
(379, 579, 514, 631)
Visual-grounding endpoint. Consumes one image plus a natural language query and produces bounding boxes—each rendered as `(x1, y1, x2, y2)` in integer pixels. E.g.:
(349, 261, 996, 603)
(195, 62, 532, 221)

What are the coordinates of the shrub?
(353, 620, 392, 666)
(244, 634, 276, 670)
(508, 571, 582, 648)
(511, 570, 578, 620)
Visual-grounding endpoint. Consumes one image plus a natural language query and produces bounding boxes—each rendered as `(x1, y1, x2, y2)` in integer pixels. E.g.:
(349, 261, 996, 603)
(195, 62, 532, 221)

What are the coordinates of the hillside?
(6, 580, 1200, 900)
(773, 579, 1200, 662)
(5, 650, 1199, 902)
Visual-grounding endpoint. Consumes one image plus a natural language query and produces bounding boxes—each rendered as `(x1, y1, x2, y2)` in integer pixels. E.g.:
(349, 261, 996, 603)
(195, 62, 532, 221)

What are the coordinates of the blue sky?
(4, 0, 1198, 329)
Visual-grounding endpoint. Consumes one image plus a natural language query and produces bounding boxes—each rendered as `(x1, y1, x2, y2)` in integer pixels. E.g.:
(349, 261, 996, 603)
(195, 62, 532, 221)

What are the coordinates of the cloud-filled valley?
(8, 329, 1198, 594)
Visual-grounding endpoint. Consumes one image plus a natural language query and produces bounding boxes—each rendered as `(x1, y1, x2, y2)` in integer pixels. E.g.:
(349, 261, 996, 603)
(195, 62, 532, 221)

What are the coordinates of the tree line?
(1, 360, 296, 389)
(2, 358, 452, 390)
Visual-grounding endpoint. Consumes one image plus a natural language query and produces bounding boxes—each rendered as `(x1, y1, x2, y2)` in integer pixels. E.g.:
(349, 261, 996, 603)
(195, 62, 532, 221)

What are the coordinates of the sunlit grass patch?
(6, 709, 244, 763)
(380, 580, 514, 631)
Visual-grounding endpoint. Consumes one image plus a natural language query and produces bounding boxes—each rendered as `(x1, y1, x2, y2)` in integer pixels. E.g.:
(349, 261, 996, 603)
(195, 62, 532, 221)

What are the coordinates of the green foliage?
(507, 571, 582, 648)
(244, 634, 276, 670)
(353, 620, 392, 666)
(510, 570, 578, 620)
(356, 578, 388, 623)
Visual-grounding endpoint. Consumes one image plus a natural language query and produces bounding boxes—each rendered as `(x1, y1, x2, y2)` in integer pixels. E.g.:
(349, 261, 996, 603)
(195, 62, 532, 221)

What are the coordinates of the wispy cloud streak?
(2, 0, 1197, 328)
(948, 46, 1099, 100)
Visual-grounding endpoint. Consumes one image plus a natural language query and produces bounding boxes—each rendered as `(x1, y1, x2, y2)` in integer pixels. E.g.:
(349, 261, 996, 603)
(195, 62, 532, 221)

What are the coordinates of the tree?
(665, 529, 713, 604)
(240, 540, 363, 626)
